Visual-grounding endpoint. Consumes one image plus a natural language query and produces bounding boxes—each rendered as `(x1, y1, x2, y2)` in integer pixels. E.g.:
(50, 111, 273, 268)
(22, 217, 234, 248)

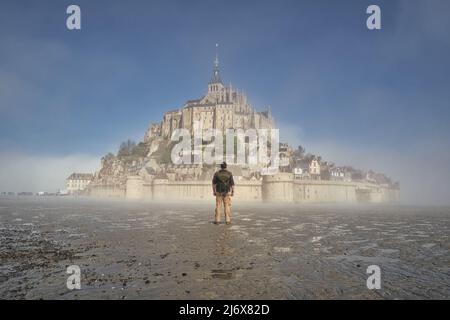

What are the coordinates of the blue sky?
(1, 0, 450, 204)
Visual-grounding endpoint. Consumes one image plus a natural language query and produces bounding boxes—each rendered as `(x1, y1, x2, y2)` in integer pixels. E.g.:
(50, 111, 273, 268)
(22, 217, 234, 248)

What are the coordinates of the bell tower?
(208, 44, 224, 96)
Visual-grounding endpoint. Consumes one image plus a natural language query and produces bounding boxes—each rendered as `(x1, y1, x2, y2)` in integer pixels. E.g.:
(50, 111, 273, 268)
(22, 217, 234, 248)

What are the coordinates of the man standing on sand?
(212, 162, 235, 225)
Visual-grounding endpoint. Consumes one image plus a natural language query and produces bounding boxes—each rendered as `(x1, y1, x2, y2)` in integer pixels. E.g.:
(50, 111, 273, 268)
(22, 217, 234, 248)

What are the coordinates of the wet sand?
(0, 197, 449, 299)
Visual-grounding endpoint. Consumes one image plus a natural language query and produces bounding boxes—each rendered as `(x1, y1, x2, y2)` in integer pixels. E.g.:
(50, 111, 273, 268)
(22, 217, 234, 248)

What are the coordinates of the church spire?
(214, 43, 219, 69)
(210, 43, 222, 84)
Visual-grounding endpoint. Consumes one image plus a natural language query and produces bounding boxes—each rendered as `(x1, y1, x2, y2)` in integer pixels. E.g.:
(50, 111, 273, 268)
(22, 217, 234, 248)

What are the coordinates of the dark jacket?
(212, 169, 235, 194)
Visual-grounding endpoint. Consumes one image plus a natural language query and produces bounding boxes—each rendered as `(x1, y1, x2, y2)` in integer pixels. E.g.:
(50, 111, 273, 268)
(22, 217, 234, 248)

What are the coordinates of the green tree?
(103, 152, 115, 162)
(117, 139, 136, 158)
(295, 145, 305, 158)
(133, 142, 149, 158)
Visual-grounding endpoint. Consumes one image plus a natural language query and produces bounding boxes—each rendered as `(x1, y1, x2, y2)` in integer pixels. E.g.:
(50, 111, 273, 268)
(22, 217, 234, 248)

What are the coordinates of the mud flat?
(0, 197, 449, 299)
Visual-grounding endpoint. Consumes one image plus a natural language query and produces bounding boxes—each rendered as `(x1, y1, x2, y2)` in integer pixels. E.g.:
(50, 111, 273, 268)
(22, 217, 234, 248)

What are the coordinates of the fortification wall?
(262, 173, 294, 202)
(126, 176, 144, 200)
(293, 180, 357, 203)
(355, 182, 400, 203)
(133, 178, 262, 201)
(102, 174, 400, 203)
(89, 184, 125, 198)
(234, 181, 263, 201)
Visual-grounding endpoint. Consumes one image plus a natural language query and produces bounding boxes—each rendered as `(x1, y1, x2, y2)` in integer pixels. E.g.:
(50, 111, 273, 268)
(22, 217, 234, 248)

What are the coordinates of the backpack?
(215, 170, 232, 193)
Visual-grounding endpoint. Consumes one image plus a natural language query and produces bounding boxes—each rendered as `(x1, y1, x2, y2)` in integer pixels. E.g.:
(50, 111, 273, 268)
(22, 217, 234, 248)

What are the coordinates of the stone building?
(309, 157, 321, 179)
(66, 173, 93, 194)
(144, 49, 274, 143)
